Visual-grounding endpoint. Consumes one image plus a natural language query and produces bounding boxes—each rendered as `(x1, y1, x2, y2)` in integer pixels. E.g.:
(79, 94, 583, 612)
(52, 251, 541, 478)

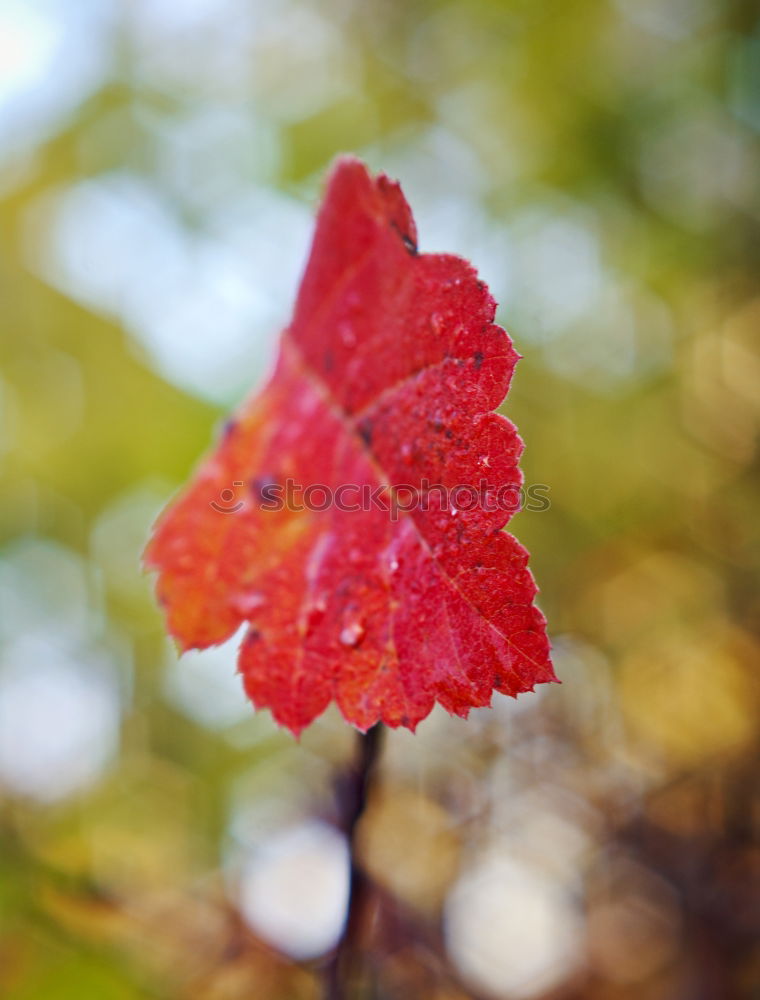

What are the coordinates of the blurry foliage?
(0, 0, 758, 998)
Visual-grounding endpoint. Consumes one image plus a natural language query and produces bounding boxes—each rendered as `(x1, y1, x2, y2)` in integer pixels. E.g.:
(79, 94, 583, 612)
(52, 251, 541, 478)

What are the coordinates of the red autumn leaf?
(144, 156, 556, 735)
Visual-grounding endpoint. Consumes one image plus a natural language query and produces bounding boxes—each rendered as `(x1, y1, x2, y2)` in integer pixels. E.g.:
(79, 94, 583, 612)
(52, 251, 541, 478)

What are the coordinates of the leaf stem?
(325, 723, 384, 999)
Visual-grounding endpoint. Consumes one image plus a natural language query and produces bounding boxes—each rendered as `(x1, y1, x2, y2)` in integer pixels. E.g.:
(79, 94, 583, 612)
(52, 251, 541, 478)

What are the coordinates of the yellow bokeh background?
(1, 1, 757, 998)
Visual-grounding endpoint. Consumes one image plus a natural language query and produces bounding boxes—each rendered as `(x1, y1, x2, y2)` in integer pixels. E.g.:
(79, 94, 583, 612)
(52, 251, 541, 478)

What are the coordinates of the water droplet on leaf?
(232, 591, 265, 615)
(339, 321, 356, 347)
(339, 620, 366, 648)
(303, 599, 327, 636)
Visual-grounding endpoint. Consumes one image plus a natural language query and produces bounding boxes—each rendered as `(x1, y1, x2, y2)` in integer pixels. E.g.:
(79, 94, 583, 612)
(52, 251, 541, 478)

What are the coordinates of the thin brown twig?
(324, 723, 384, 1000)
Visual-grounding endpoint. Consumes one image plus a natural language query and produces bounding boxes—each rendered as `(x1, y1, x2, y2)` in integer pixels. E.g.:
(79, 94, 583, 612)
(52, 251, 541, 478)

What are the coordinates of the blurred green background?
(0, 0, 758, 997)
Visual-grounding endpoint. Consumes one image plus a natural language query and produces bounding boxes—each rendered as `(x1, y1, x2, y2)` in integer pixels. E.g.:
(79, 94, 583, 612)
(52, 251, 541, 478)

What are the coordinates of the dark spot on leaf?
(444, 428, 454, 440)
(473, 351, 484, 370)
(246, 629, 261, 644)
(250, 476, 278, 501)
(357, 418, 373, 447)
(390, 219, 418, 255)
